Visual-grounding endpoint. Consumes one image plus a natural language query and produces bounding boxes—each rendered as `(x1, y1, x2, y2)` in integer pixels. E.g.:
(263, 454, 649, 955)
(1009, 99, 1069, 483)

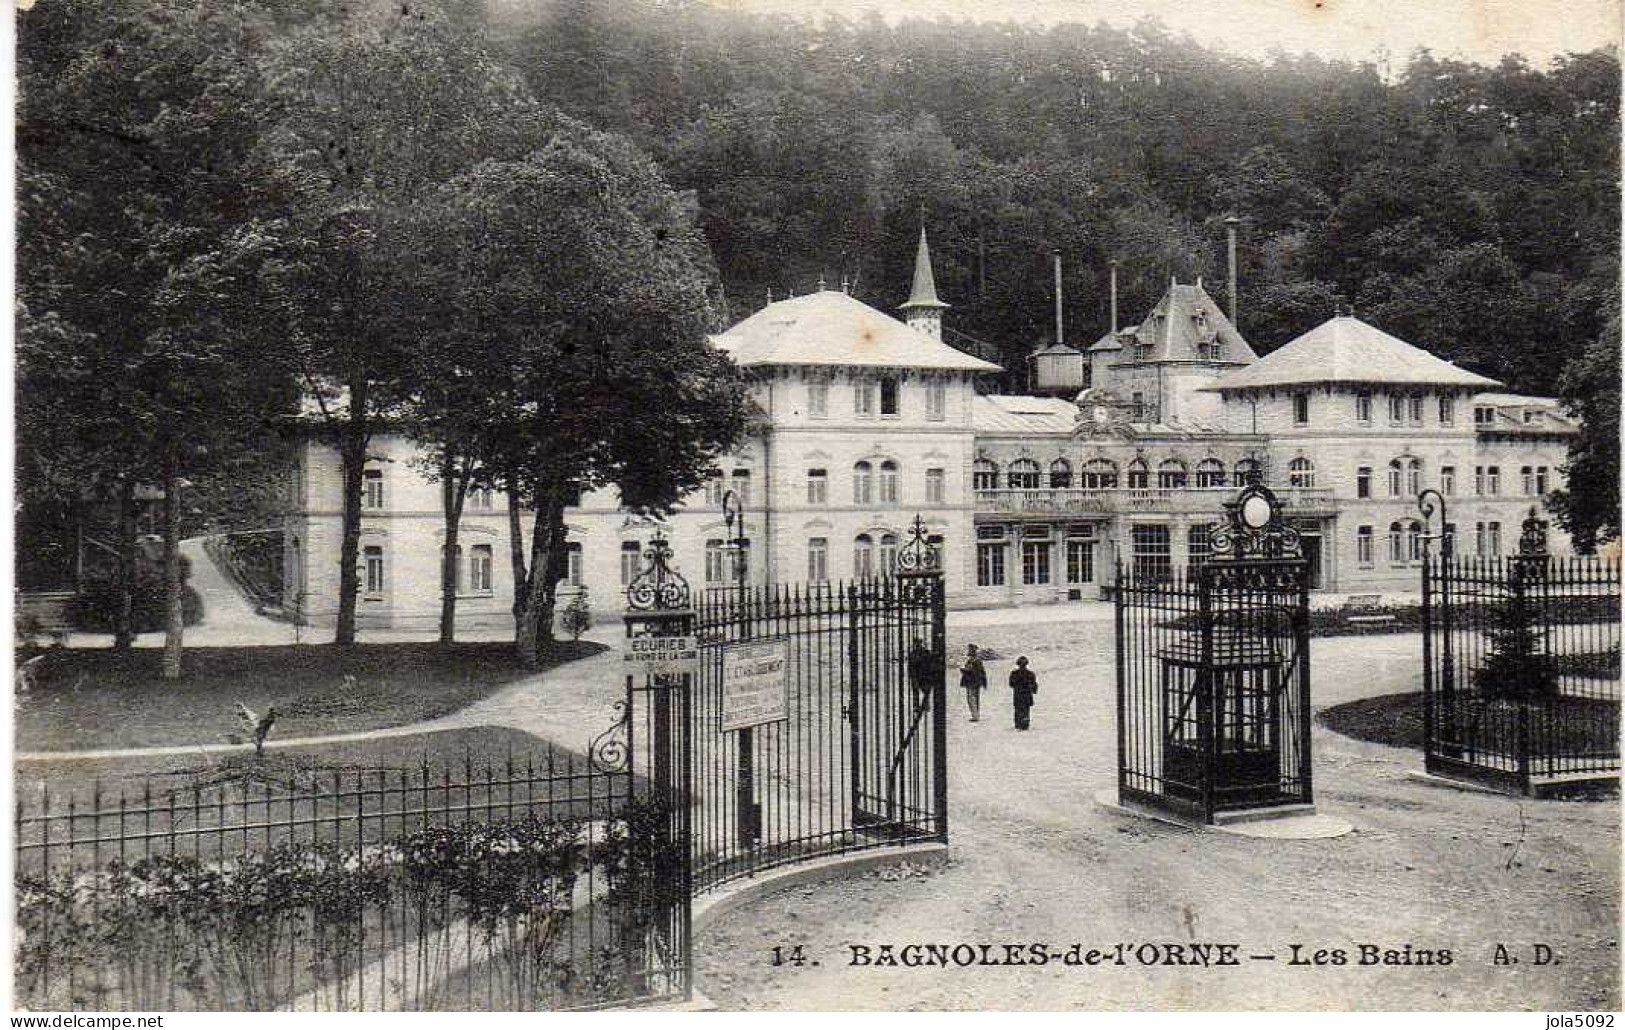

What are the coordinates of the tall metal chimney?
(1052, 249, 1064, 346)
(1109, 258, 1119, 333)
(1225, 214, 1241, 326)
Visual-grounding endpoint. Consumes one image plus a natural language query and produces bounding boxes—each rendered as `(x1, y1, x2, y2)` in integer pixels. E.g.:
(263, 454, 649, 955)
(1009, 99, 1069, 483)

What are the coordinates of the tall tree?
(414, 123, 749, 664)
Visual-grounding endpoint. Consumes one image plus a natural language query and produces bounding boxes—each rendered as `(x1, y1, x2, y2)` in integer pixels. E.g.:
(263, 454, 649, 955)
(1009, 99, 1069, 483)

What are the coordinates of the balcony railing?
(974, 486, 1337, 516)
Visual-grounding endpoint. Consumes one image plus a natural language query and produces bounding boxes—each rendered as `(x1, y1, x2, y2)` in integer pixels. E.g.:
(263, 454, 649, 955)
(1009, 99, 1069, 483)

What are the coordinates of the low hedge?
(67, 556, 205, 634)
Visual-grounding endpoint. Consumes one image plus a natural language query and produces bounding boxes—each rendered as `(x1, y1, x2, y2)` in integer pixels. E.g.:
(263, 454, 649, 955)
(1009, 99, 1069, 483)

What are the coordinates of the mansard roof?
(1116, 283, 1257, 364)
(1207, 314, 1502, 392)
(712, 290, 1000, 372)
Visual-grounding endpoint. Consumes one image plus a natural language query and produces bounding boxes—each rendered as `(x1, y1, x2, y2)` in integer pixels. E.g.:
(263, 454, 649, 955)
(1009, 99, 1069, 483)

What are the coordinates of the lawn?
(1319, 689, 1621, 756)
(16, 640, 607, 752)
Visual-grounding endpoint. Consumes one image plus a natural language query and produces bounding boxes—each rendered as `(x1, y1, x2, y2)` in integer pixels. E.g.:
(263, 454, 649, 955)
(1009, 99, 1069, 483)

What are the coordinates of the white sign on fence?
(624, 634, 700, 676)
(720, 639, 789, 731)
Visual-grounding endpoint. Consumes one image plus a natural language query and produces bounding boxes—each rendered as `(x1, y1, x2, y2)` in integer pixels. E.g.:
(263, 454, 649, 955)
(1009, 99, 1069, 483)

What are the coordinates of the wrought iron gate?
(689, 517, 948, 892)
(1114, 481, 1313, 823)
(1421, 506, 1621, 794)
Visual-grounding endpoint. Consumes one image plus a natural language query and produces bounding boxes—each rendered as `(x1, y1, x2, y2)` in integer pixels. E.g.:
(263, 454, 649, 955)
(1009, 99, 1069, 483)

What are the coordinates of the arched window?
(1049, 458, 1072, 489)
(1194, 459, 1226, 488)
(878, 533, 899, 573)
(973, 459, 999, 492)
(1408, 520, 1425, 562)
(1388, 459, 1404, 497)
(731, 468, 752, 504)
(1081, 459, 1118, 490)
(1157, 459, 1187, 489)
(879, 460, 899, 504)
(853, 461, 874, 505)
(1406, 458, 1422, 497)
(1234, 458, 1261, 485)
(1008, 459, 1041, 490)
(854, 534, 875, 579)
(1388, 522, 1404, 563)
(1126, 459, 1150, 490)
(1288, 457, 1316, 489)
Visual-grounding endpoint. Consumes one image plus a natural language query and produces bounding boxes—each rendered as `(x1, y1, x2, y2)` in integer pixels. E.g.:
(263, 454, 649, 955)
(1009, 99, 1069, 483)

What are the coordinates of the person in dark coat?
(959, 644, 987, 722)
(1009, 656, 1038, 730)
(906, 638, 941, 700)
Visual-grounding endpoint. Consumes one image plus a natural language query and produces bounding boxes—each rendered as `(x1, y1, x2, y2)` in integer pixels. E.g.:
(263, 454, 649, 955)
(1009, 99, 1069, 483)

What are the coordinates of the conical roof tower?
(900, 225, 948, 339)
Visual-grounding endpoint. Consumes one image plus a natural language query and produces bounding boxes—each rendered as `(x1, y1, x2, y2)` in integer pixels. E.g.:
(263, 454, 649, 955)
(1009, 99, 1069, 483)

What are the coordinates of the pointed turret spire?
(900, 223, 949, 339)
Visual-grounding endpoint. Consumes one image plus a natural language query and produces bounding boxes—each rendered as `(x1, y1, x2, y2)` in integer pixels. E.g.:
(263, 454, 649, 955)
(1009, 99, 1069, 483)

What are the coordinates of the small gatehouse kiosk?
(1114, 476, 1314, 824)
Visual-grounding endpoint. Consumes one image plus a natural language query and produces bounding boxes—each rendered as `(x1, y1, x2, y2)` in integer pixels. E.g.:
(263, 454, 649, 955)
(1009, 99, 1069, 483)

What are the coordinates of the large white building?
(281, 231, 1580, 630)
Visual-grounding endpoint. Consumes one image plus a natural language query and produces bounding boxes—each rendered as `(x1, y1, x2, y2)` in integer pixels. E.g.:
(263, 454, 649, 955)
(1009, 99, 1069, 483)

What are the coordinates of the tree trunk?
(506, 466, 528, 624)
(515, 479, 566, 667)
(438, 451, 468, 646)
(113, 478, 137, 651)
(335, 379, 369, 646)
(160, 457, 185, 680)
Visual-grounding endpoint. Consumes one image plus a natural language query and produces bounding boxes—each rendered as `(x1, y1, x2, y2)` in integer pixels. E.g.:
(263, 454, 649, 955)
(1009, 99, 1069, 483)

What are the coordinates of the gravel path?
(694, 621, 1620, 1011)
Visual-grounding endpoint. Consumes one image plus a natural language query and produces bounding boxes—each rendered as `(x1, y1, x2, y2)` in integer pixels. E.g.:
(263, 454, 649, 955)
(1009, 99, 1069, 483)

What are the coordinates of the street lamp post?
(1417, 488, 1454, 761)
(721, 490, 760, 848)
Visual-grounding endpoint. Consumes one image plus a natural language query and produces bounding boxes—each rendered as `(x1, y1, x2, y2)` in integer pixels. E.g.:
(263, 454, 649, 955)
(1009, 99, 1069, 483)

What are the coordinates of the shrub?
(67, 557, 204, 634)
(559, 590, 592, 642)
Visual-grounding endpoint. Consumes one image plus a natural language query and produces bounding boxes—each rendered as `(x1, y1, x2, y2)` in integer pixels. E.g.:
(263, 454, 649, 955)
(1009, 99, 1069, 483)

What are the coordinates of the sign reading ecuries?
(624, 634, 699, 676)
(720, 640, 789, 731)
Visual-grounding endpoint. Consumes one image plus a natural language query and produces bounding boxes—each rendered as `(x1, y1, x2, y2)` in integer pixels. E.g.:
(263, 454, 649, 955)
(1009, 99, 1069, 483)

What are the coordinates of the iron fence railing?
(1423, 555, 1620, 793)
(14, 748, 685, 1012)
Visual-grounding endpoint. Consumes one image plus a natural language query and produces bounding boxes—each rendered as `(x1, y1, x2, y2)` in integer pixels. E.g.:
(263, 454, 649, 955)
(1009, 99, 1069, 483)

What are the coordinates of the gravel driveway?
(695, 615, 1620, 1010)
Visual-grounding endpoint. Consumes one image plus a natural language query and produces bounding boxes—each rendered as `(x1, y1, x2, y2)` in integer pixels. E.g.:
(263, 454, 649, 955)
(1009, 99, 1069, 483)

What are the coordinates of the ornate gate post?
(895, 516, 948, 842)
(618, 531, 696, 1000)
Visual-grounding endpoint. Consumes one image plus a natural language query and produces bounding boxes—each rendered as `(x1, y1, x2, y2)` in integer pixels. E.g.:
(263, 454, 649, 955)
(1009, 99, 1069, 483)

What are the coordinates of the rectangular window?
(1475, 466, 1485, 496)
(1389, 525, 1405, 564)
(1440, 466, 1456, 496)
(467, 487, 494, 511)
(925, 380, 946, 421)
(1438, 396, 1455, 425)
(976, 542, 1006, 587)
(1487, 522, 1501, 557)
(1443, 523, 1457, 558)
(879, 376, 900, 416)
(1487, 466, 1501, 495)
(1021, 541, 1052, 585)
(364, 545, 385, 596)
(619, 542, 642, 587)
(1065, 526, 1095, 584)
(1355, 392, 1372, 423)
(731, 468, 752, 505)
(469, 544, 494, 593)
(1536, 467, 1549, 495)
(561, 543, 583, 587)
(705, 470, 725, 506)
(925, 468, 945, 504)
(854, 381, 876, 418)
(1293, 392, 1309, 425)
(1409, 394, 1424, 423)
(1355, 466, 1371, 499)
(808, 382, 828, 419)
(807, 468, 828, 505)
(1389, 395, 1405, 423)
(1130, 524, 1172, 582)
(1475, 405, 1495, 425)
(1187, 524, 1212, 569)
(807, 538, 828, 583)
(1356, 526, 1373, 565)
(705, 541, 727, 585)
(363, 469, 385, 510)
(1522, 466, 1534, 494)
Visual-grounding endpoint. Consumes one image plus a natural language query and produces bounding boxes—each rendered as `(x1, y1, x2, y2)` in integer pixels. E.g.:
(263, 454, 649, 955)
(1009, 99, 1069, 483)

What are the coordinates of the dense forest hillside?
(486, 0, 1619, 395)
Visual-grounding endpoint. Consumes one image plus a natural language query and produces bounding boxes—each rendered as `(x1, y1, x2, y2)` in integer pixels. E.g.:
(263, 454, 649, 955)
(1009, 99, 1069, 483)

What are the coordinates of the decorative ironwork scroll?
(1417, 488, 1450, 556)
(626, 531, 692, 612)
(1518, 506, 1550, 559)
(589, 700, 631, 774)
(1209, 480, 1302, 561)
(895, 513, 941, 574)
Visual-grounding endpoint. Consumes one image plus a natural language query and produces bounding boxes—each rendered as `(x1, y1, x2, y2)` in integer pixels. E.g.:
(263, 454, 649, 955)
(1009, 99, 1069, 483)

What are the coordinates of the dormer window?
(1135, 344, 1152, 361)
(1474, 405, 1495, 426)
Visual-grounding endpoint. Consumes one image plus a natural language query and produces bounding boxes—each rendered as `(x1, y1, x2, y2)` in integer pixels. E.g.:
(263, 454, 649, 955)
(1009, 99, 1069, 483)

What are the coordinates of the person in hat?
(1009, 656, 1038, 730)
(959, 643, 987, 722)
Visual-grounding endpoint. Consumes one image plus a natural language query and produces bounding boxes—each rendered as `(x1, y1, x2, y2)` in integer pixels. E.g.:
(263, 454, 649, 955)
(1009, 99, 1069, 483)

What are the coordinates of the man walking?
(959, 644, 987, 722)
(1009, 656, 1038, 730)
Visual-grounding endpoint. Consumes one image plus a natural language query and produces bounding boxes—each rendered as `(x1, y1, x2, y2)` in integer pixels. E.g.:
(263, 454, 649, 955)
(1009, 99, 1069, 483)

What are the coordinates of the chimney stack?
(1052, 249, 1065, 347)
(1109, 259, 1119, 334)
(1224, 214, 1241, 327)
